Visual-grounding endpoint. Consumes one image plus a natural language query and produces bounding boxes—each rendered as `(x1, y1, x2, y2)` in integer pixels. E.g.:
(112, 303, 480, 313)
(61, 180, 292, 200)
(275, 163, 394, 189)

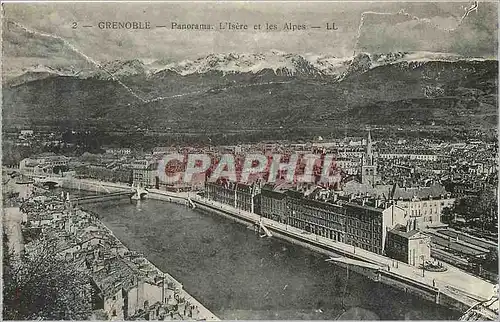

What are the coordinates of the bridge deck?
(72, 191, 135, 202)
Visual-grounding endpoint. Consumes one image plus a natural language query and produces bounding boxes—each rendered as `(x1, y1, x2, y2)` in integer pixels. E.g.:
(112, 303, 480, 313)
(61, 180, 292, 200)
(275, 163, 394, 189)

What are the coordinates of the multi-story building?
(19, 158, 44, 176)
(152, 146, 178, 156)
(257, 186, 408, 255)
(336, 133, 455, 229)
(104, 147, 132, 155)
(335, 157, 360, 175)
(391, 184, 454, 228)
(19, 155, 70, 177)
(335, 147, 365, 159)
(205, 180, 261, 213)
(378, 150, 439, 162)
(132, 159, 157, 188)
(360, 130, 380, 186)
(284, 191, 406, 255)
(443, 177, 486, 198)
(385, 220, 432, 266)
(19, 129, 34, 138)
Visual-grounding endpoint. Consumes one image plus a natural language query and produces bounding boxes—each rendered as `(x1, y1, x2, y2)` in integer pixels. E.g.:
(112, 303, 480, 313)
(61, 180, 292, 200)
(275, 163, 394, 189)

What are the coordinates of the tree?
(452, 185, 498, 231)
(474, 185, 498, 231)
(441, 206, 453, 224)
(484, 246, 499, 273)
(53, 165, 70, 175)
(3, 237, 93, 320)
(452, 196, 475, 220)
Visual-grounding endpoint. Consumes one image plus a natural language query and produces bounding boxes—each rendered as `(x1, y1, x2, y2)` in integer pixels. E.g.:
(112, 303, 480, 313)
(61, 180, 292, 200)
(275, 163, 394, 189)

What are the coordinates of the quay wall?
(147, 191, 189, 206)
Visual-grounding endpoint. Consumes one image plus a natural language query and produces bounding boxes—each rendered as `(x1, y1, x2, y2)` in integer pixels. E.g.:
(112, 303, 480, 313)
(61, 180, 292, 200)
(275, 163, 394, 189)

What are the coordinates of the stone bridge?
(33, 176, 64, 189)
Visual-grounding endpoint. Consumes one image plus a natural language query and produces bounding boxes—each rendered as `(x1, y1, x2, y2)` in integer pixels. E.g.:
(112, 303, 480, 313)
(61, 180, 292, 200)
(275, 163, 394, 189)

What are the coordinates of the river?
(77, 195, 460, 320)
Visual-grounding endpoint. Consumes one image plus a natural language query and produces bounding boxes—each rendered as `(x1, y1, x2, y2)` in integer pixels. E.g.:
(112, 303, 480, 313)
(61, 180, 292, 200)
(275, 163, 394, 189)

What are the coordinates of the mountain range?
(3, 51, 498, 138)
(4, 50, 475, 85)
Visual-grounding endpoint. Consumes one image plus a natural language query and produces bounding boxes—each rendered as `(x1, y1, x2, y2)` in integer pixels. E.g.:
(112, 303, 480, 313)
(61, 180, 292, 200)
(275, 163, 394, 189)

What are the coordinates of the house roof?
(392, 184, 448, 200)
(339, 201, 383, 213)
(342, 180, 375, 196)
(389, 224, 429, 239)
(92, 257, 142, 296)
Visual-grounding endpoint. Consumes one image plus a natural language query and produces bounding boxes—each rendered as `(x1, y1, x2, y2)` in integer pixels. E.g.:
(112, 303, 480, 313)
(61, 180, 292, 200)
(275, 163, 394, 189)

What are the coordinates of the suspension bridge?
(68, 185, 149, 205)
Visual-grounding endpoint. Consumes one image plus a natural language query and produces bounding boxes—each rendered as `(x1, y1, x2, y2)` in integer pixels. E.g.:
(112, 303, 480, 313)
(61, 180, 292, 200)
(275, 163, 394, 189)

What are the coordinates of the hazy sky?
(2, 1, 498, 71)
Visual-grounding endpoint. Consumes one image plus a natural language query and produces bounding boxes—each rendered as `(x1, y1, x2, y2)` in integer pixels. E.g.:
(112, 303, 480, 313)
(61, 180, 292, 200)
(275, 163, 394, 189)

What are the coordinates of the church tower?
(365, 129, 373, 166)
(361, 129, 377, 186)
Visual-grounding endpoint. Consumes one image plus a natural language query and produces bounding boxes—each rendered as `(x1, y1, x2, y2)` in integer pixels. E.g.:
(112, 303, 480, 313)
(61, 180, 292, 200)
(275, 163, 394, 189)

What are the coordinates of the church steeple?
(366, 129, 373, 166)
(360, 129, 377, 187)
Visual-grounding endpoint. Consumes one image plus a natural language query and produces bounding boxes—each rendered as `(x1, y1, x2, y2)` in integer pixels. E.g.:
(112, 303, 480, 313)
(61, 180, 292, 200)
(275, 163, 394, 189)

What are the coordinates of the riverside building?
(19, 154, 70, 177)
(205, 180, 261, 213)
(385, 220, 432, 266)
(259, 186, 406, 255)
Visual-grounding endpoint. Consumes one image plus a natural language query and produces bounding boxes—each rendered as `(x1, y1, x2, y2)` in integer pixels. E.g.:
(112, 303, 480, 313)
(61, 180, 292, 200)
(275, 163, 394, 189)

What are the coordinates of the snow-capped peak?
(99, 59, 147, 77)
(22, 64, 78, 76)
(154, 51, 342, 77)
(152, 51, 472, 78)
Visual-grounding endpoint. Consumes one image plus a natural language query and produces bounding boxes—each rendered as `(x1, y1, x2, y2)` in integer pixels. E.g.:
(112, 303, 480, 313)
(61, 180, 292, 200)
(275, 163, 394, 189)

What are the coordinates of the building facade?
(132, 159, 157, 188)
(75, 164, 132, 184)
(257, 187, 407, 255)
(205, 180, 261, 213)
(379, 151, 439, 162)
(259, 186, 288, 223)
(19, 155, 70, 177)
(385, 221, 432, 266)
(392, 185, 455, 228)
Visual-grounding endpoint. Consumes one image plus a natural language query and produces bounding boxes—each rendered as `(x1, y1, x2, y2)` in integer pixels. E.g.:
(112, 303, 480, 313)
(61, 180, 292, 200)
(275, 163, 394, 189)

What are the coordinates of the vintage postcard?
(2, 1, 498, 321)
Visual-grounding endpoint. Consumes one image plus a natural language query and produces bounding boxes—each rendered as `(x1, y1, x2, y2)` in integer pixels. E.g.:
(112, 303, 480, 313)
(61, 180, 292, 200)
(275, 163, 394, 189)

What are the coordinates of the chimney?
(93, 260, 105, 272)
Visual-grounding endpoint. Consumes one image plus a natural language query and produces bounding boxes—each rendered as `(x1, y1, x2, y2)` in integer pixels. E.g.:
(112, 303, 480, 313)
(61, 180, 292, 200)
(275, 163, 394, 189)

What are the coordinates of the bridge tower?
(131, 185, 149, 200)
